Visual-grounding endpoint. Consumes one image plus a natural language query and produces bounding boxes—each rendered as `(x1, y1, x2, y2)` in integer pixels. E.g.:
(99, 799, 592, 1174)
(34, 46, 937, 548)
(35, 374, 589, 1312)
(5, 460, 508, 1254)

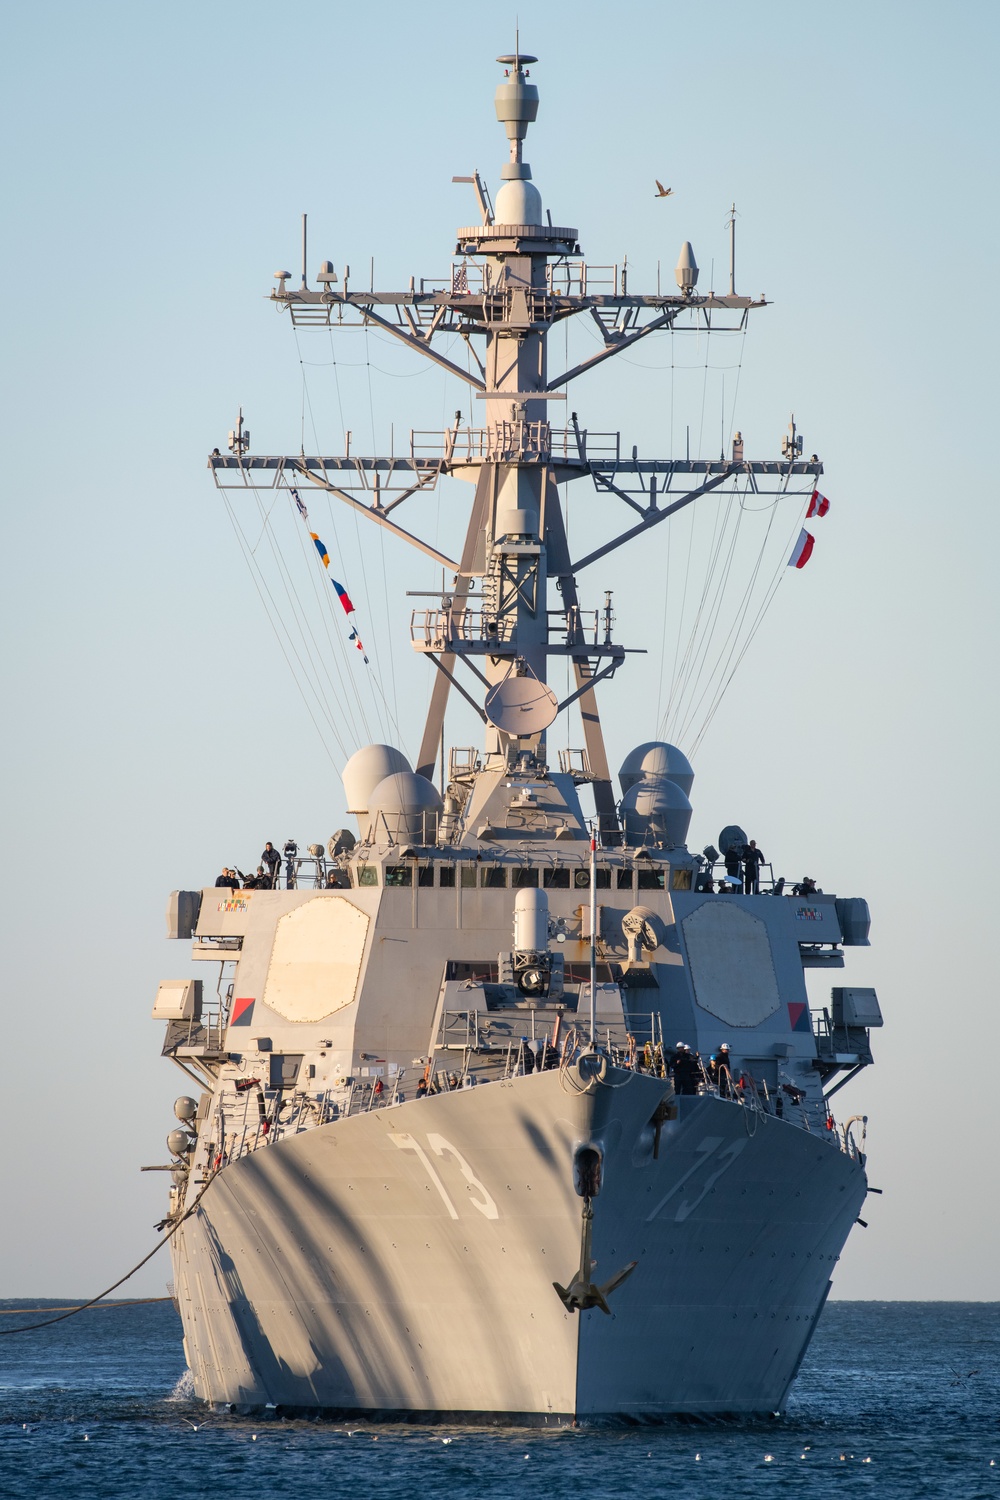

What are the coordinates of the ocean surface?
(0, 1300, 996, 1499)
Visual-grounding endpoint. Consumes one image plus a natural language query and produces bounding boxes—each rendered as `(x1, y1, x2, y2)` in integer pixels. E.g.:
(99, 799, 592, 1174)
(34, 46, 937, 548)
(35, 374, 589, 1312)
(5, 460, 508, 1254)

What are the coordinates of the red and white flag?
(787, 529, 815, 569)
(806, 489, 830, 519)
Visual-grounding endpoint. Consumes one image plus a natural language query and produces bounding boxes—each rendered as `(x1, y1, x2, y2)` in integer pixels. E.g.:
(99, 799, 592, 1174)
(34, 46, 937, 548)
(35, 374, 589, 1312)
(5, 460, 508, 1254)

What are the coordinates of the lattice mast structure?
(210, 51, 820, 838)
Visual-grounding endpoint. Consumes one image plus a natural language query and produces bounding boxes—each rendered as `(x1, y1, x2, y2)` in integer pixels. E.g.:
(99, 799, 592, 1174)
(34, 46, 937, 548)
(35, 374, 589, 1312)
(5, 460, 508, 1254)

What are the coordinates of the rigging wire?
(670, 500, 771, 748)
(670, 488, 766, 746)
(673, 483, 803, 751)
(221, 494, 349, 762)
(366, 329, 401, 736)
(285, 502, 381, 746)
(689, 496, 810, 754)
(648, 312, 794, 753)
(662, 485, 746, 732)
(247, 483, 373, 746)
(294, 331, 375, 742)
(297, 326, 401, 743)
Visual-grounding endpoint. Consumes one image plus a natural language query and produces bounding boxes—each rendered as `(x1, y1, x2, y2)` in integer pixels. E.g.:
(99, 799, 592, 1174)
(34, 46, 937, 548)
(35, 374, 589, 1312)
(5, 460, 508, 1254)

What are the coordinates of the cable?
(221, 496, 345, 764)
(0, 1297, 172, 1316)
(0, 1176, 217, 1337)
(689, 492, 812, 753)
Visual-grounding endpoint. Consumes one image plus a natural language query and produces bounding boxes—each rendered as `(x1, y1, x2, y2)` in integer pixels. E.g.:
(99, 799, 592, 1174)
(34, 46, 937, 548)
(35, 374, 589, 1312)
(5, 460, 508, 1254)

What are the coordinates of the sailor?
(519, 1037, 535, 1074)
(416, 1077, 429, 1099)
(214, 867, 239, 889)
(671, 1043, 701, 1096)
(261, 842, 280, 887)
(742, 839, 766, 894)
(283, 838, 298, 888)
(716, 1042, 734, 1098)
(792, 876, 818, 896)
(723, 845, 742, 883)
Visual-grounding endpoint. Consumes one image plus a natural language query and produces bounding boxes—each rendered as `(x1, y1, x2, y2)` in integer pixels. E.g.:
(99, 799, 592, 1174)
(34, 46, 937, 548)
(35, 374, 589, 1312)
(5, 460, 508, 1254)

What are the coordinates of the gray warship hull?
(172, 1070, 866, 1419)
(155, 47, 880, 1424)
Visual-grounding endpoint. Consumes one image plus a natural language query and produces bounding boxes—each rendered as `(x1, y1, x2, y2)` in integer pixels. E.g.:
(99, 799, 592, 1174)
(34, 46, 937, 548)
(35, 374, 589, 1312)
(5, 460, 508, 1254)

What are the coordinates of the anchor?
(553, 1144, 637, 1315)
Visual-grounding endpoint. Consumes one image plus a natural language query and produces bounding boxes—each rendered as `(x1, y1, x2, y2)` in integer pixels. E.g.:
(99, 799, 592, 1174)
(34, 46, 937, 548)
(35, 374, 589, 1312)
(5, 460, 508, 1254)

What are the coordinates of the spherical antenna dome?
(367, 771, 443, 845)
(619, 741, 694, 798)
(342, 744, 412, 816)
(620, 776, 692, 848)
(494, 178, 543, 226)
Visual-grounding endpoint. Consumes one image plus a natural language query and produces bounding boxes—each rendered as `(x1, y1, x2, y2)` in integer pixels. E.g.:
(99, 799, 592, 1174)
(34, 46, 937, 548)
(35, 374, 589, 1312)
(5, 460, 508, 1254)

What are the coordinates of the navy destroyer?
(153, 50, 881, 1420)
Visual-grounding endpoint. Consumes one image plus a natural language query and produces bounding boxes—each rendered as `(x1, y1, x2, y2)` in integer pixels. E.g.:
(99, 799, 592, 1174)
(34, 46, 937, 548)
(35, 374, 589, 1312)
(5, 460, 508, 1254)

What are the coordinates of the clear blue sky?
(2, 0, 998, 1299)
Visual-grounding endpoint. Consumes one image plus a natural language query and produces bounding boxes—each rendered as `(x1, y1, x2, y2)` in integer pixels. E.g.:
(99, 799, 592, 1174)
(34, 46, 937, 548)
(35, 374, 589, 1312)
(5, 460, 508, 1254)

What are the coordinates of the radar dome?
(342, 744, 412, 816)
(619, 741, 694, 798)
(620, 776, 692, 848)
(494, 177, 543, 226)
(166, 1129, 193, 1158)
(367, 771, 443, 845)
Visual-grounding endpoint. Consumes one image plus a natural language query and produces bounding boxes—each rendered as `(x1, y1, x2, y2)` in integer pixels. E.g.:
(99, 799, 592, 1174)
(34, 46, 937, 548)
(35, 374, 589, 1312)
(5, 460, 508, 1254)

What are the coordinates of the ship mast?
(209, 51, 821, 842)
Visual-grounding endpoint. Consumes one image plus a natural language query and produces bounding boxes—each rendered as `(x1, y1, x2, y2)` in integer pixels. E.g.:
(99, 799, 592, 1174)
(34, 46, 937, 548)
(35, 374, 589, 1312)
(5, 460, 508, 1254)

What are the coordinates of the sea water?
(0, 1300, 996, 1499)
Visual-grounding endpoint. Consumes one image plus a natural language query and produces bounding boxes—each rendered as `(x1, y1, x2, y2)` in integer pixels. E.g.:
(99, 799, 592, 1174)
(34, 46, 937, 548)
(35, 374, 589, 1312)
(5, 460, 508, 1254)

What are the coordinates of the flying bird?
(654, 180, 674, 197)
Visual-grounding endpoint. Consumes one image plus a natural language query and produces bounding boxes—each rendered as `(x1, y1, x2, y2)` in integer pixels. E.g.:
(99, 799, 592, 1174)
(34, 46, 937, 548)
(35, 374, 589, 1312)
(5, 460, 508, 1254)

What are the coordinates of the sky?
(1, 0, 998, 1303)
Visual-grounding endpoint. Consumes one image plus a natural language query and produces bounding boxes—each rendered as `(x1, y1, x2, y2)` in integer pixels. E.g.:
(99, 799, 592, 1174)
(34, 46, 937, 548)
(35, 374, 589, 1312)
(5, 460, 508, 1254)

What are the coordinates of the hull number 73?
(392, 1132, 499, 1220)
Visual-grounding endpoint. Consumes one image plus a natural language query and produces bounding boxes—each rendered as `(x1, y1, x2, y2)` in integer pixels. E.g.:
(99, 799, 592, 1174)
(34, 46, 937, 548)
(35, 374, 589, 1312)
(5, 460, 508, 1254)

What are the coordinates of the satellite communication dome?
(619, 741, 694, 798)
(342, 744, 412, 815)
(493, 177, 543, 226)
(620, 776, 692, 848)
(367, 771, 443, 844)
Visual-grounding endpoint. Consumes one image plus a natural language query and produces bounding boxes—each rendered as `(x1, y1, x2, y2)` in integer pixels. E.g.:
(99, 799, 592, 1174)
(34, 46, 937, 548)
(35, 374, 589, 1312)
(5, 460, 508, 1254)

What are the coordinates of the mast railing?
(410, 422, 557, 464)
(410, 606, 607, 652)
(407, 426, 629, 463)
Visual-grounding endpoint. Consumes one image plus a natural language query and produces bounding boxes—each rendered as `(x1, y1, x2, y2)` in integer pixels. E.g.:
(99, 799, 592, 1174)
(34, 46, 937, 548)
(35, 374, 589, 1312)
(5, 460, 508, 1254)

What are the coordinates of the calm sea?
(0, 1300, 996, 1499)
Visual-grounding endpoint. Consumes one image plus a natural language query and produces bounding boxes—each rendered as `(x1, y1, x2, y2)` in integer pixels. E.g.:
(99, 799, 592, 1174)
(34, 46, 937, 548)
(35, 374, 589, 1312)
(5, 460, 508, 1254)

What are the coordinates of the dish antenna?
(484, 673, 558, 735)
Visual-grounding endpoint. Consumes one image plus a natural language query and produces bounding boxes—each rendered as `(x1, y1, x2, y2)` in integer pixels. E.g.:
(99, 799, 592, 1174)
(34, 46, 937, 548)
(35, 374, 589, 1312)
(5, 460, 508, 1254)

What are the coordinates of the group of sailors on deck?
(697, 836, 822, 900)
(214, 840, 303, 890)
